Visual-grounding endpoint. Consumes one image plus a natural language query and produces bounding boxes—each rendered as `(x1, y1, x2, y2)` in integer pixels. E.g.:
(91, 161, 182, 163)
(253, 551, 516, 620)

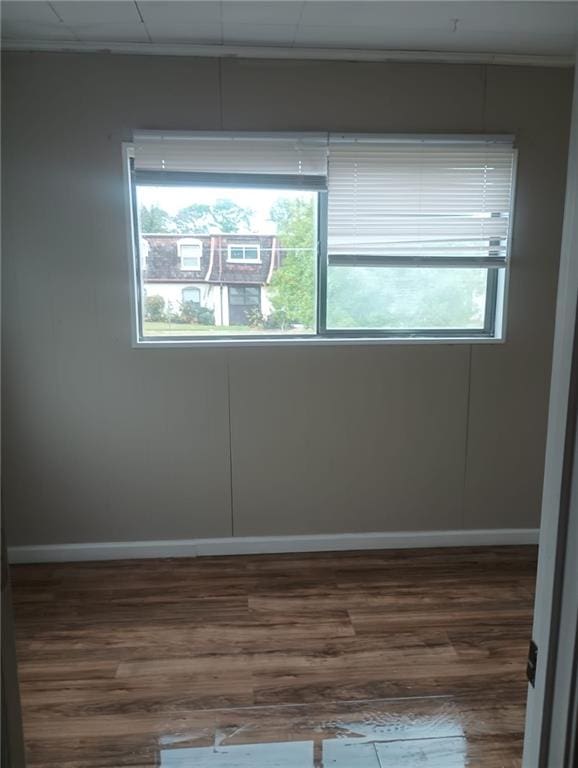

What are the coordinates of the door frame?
(522, 55, 578, 767)
(227, 284, 261, 326)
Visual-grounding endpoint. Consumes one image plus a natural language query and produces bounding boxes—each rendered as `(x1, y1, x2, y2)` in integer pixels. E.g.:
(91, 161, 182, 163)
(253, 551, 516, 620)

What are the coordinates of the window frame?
(319, 246, 503, 339)
(227, 243, 262, 264)
(182, 286, 201, 306)
(124, 136, 516, 347)
(229, 285, 262, 305)
(178, 239, 203, 271)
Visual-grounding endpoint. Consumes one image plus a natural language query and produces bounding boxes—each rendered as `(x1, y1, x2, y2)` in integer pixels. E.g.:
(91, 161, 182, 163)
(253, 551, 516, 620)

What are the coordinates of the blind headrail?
(329, 133, 515, 146)
(134, 130, 329, 143)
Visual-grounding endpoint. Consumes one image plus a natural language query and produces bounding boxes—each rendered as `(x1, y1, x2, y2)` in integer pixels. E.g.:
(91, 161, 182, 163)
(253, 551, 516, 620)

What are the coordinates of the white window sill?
(133, 334, 506, 349)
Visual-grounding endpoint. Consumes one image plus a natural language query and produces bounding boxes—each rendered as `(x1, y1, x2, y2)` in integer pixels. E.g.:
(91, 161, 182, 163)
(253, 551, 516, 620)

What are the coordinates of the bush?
(167, 310, 187, 325)
(180, 300, 200, 324)
(264, 309, 294, 330)
(246, 307, 264, 328)
(164, 301, 184, 324)
(144, 296, 216, 326)
(144, 295, 166, 322)
(179, 301, 215, 326)
(196, 307, 215, 326)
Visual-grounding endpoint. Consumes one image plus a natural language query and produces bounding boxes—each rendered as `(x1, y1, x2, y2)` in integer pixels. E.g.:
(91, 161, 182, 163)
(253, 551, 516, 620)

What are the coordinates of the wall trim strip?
(1, 41, 574, 68)
(8, 528, 539, 564)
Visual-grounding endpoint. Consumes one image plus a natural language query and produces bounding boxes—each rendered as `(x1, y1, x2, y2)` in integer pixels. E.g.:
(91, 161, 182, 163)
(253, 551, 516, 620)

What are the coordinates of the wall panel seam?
(226, 351, 235, 537)
(461, 344, 473, 528)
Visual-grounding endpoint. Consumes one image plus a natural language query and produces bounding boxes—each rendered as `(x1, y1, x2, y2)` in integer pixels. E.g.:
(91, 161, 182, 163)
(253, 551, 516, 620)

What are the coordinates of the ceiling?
(2, 1, 577, 64)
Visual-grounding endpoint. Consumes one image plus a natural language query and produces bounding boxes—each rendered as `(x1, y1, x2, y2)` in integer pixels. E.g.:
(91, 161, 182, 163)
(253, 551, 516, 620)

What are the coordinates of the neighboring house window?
(229, 286, 260, 325)
(179, 239, 202, 270)
(129, 132, 516, 343)
(182, 287, 201, 306)
(228, 244, 261, 263)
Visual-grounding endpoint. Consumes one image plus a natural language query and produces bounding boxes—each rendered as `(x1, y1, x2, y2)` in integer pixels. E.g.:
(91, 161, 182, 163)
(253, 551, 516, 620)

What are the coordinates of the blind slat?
(327, 139, 516, 262)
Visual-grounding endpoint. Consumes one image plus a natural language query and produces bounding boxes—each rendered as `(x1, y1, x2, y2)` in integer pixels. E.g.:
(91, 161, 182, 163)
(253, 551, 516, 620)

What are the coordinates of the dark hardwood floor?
(11, 546, 537, 767)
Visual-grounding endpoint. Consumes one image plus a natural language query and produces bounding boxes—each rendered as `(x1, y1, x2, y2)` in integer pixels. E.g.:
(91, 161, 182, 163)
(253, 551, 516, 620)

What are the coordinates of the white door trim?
(546, 404, 578, 766)
(522, 52, 578, 768)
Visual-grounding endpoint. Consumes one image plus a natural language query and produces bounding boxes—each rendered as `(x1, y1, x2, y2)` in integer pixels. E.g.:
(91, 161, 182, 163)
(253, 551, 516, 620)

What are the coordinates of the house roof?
(143, 232, 279, 286)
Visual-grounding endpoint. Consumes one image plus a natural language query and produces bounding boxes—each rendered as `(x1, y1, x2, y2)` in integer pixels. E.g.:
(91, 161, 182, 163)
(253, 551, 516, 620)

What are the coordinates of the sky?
(137, 185, 312, 234)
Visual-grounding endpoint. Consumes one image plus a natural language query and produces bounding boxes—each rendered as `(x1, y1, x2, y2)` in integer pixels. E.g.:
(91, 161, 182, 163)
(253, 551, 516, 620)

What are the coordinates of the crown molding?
(1, 39, 575, 67)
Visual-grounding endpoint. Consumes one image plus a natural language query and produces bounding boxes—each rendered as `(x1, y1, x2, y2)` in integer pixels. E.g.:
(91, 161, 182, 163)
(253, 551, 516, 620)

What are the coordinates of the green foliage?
(327, 267, 486, 330)
(139, 200, 253, 235)
(139, 205, 173, 233)
(144, 294, 166, 322)
(173, 199, 252, 233)
(196, 307, 216, 325)
(245, 307, 265, 328)
(179, 301, 215, 325)
(165, 301, 183, 324)
(263, 309, 294, 330)
(179, 300, 200, 324)
(144, 295, 215, 326)
(268, 197, 316, 328)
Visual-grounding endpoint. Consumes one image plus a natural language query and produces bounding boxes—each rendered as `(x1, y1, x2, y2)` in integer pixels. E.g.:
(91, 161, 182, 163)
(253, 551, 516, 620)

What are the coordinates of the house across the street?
(141, 233, 279, 326)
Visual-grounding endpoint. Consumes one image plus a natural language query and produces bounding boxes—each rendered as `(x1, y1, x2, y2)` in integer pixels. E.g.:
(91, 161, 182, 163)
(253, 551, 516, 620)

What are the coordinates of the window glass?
(135, 184, 317, 338)
(230, 287, 261, 305)
(327, 267, 489, 331)
(228, 245, 261, 262)
(179, 240, 202, 270)
(182, 287, 201, 305)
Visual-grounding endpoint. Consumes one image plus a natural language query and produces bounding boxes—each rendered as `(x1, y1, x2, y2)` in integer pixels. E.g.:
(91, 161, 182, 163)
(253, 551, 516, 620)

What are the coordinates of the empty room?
(2, 1, 578, 766)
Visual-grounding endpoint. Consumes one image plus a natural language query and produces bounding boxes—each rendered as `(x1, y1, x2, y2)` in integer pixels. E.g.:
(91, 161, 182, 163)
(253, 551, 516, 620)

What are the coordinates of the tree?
(268, 197, 316, 328)
(139, 199, 253, 234)
(211, 199, 253, 233)
(171, 204, 211, 233)
(139, 204, 172, 233)
(173, 199, 252, 233)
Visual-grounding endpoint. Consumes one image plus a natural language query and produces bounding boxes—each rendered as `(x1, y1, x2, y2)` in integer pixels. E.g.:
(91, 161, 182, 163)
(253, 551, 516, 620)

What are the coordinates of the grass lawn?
(143, 321, 308, 337)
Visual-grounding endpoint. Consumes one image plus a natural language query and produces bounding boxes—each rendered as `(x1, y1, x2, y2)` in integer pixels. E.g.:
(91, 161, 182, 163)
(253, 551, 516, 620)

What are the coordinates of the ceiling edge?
(1, 39, 575, 67)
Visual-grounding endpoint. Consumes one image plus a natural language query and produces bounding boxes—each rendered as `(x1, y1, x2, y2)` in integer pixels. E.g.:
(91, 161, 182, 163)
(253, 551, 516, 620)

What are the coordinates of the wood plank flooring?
(11, 546, 537, 767)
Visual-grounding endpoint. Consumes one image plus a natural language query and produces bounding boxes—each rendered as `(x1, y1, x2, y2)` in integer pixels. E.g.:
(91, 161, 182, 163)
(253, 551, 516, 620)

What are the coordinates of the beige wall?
(1, 53, 572, 545)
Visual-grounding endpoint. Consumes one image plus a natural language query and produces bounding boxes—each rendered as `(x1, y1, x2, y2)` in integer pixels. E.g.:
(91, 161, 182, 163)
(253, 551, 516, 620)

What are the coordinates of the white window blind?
(134, 131, 328, 178)
(327, 137, 516, 265)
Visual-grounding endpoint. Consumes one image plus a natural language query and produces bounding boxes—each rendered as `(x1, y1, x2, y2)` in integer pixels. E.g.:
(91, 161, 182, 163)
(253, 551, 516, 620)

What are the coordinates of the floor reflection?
(159, 701, 467, 767)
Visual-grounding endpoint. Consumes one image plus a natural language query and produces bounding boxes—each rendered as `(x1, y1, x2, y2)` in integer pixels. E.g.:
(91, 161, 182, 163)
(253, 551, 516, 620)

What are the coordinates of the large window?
(129, 132, 516, 343)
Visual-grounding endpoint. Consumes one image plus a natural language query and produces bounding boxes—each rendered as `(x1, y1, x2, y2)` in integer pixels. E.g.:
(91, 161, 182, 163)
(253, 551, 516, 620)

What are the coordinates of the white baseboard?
(8, 528, 539, 564)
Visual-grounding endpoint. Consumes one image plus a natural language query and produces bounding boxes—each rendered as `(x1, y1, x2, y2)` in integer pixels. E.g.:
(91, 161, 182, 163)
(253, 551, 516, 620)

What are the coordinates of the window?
(229, 286, 261, 305)
(228, 244, 261, 263)
(182, 287, 201, 306)
(325, 137, 515, 336)
(129, 132, 516, 343)
(179, 239, 202, 270)
(228, 286, 261, 326)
